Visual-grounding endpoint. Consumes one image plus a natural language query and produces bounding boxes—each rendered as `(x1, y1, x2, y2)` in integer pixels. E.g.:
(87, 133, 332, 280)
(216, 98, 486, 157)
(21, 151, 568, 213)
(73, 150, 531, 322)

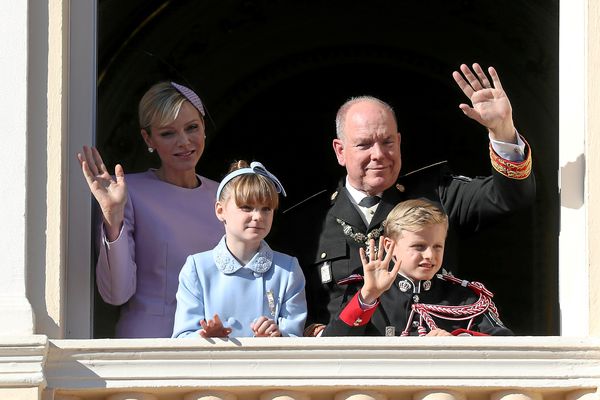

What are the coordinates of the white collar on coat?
(213, 236, 274, 275)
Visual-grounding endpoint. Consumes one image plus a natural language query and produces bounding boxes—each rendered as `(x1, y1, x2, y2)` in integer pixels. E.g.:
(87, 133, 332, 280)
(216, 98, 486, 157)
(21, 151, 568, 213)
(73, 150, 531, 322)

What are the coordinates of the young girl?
(172, 161, 307, 338)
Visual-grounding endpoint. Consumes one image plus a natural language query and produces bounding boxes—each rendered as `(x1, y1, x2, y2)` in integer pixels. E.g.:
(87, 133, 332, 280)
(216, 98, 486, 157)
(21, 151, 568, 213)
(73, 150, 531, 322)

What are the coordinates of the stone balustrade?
(1, 336, 599, 400)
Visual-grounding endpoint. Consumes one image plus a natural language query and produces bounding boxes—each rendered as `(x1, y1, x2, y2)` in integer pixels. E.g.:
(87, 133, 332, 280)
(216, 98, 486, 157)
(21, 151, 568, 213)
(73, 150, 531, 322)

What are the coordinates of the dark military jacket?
(274, 160, 536, 328)
(321, 272, 514, 337)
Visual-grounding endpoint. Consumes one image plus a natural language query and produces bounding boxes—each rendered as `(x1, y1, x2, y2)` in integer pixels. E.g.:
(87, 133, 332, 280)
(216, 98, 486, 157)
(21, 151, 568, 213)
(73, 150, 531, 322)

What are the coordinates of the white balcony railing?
(2, 336, 599, 400)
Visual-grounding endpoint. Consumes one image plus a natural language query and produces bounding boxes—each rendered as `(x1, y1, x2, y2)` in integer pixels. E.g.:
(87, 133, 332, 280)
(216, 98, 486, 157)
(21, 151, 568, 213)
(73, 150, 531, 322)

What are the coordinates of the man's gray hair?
(334, 95, 397, 139)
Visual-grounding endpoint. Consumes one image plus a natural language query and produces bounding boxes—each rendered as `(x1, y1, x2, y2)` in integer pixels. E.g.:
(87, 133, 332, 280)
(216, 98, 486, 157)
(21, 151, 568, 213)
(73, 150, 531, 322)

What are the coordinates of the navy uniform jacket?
(275, 155, 535, 329)
(321, 273, 513, 337)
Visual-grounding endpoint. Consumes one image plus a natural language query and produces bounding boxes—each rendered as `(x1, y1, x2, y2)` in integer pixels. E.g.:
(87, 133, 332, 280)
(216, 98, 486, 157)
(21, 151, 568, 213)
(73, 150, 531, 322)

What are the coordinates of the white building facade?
(0, 1, 599, 399)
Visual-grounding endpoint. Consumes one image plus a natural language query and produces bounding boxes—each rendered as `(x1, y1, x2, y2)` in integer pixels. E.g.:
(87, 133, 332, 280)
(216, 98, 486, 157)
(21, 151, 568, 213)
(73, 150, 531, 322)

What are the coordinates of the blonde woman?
(78, 81, 224, 338)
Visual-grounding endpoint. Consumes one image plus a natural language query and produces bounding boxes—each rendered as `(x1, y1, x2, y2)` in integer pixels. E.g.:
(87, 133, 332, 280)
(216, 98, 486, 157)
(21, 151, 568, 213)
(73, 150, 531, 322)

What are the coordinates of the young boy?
(322, 198, 513, 337)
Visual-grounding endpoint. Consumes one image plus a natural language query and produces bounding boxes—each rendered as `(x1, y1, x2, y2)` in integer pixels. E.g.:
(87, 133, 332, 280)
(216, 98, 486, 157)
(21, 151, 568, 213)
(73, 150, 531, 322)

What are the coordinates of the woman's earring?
(148, 147, 154, 153)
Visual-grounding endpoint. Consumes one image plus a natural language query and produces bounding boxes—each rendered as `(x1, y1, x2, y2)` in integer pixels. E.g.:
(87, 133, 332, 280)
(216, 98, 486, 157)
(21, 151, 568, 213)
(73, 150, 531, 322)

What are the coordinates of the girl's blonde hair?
(383, 198, 448, 239)
(218, 160, 280, 209)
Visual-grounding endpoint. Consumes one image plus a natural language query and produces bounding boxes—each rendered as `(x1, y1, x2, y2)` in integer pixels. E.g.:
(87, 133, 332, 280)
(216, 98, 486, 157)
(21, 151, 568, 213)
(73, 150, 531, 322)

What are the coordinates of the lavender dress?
(95, 170, 224, 338)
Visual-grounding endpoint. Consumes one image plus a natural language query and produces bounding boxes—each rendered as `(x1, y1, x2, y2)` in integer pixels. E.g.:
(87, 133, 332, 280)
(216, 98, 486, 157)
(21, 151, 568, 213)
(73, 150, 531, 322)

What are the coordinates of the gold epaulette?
(489, 137, 532, 180)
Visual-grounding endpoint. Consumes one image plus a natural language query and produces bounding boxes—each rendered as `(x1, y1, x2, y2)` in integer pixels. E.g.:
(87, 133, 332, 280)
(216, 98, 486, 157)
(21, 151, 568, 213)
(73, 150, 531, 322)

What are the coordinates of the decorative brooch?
(266, 290, 276, 317)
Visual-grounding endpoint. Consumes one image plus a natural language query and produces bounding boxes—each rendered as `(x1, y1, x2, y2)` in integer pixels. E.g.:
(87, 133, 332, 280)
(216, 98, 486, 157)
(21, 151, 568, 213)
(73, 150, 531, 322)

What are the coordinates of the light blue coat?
(172, 237, 307, 338)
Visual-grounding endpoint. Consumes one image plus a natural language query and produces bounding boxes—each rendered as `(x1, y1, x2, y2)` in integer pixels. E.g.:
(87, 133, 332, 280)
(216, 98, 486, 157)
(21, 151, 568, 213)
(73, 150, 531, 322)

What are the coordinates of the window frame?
(64, 0, 588, 338)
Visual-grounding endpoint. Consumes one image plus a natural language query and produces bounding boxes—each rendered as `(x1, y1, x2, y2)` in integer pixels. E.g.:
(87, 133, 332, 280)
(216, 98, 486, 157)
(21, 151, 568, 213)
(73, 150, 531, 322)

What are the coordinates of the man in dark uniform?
(278, 63, 535, 336)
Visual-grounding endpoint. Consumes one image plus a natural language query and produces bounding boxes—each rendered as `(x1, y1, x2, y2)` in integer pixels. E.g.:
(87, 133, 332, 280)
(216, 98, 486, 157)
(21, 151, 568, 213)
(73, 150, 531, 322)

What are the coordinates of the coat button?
(320, 252, 327, 259)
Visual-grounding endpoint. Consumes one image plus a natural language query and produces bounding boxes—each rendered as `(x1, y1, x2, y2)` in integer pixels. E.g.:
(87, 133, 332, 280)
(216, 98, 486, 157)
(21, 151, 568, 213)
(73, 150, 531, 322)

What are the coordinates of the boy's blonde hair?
(383, 199, 448, 239)
(218, 160, 280, 210)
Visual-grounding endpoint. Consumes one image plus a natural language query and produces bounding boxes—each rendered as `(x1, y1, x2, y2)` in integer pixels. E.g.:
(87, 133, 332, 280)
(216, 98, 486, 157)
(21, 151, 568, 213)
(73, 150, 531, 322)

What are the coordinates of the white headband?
(216, 161, 287, 201)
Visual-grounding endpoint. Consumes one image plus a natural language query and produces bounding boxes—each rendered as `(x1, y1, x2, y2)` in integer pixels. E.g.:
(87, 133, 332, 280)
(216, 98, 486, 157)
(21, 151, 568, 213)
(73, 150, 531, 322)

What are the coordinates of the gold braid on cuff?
(489, 136, 532, 180)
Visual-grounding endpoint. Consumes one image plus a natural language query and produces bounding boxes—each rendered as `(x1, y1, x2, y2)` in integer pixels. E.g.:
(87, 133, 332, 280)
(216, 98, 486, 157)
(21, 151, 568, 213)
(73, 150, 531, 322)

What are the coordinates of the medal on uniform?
(336, 218, 383, 245)
(320, 261, 332, 283)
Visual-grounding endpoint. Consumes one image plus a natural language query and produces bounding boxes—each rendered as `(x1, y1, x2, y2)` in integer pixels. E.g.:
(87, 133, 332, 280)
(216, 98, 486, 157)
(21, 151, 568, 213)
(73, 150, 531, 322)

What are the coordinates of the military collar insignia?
(398, 279, 412, 292)
(422, 280, 432, 291)
(398, 277, 432, 293)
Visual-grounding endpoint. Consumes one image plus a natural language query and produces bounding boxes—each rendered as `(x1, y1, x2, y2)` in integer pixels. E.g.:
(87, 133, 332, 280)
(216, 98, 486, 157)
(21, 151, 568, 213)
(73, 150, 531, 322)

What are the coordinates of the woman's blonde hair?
(383, 198, 448, 239)
(138, 81, 204, 133)
(218, 161, 280, 210)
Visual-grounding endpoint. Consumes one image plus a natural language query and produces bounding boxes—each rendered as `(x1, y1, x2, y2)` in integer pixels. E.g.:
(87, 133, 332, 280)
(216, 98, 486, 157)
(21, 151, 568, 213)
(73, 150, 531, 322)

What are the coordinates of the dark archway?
(95, 0, 559, 336)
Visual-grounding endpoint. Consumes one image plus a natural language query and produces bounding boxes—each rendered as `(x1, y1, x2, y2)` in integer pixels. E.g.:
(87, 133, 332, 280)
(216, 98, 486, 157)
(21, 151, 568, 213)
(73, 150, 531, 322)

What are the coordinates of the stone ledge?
(43, 336, 600, 390)
(0, 335, 48, 388)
